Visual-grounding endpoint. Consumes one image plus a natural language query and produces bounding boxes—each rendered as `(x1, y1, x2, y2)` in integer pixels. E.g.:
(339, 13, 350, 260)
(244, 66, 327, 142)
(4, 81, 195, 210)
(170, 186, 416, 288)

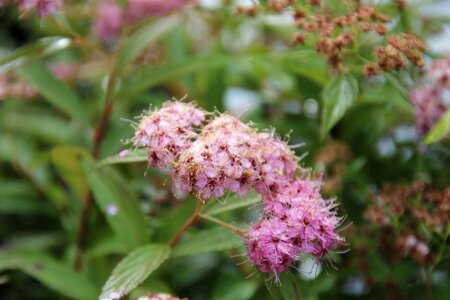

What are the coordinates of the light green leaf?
(83, 159, 149, 248)
(51, 146, 89, 199)
(172, 227, 244, 257)
(424, 108, 450, 144)
(118, 16, 180, 71)
(0, 252, 99, 300)
(16, 60, 85, 120)
(321, 75, 359, 137)
(0, 37, 72, 74)
(204, 193, 261, 216)
(384, 73, 410, 100)
(97, 149, 147, 167)
(99, 244, 170, 300)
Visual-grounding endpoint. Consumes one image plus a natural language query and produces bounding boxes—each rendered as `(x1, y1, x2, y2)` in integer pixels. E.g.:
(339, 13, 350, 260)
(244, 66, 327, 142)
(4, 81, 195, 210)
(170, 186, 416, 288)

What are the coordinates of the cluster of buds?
(409, 56, 450, 136)
(93, 0, 188, 42)
(131, 100, 344, 276)
(137, 292, 186, 300)
(0, 0, 60, 17)
(363, 180, 449, 264)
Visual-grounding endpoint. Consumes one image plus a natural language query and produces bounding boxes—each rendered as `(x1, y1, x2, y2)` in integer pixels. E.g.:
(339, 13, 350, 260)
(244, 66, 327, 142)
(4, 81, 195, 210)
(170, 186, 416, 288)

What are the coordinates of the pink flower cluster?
(410, 57, 450, 136)
(132, 101, 205, 169)
(93, 0, 189, 41)
(247, 179, 343, 274)
(0, 0, 60, 17)
(131, 101, 344, 275)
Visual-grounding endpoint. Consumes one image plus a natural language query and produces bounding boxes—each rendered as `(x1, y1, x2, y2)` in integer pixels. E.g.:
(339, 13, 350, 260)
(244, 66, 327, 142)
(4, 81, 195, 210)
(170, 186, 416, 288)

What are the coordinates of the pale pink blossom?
(126, 0, 188, 24)
(93, 0, 123, 41)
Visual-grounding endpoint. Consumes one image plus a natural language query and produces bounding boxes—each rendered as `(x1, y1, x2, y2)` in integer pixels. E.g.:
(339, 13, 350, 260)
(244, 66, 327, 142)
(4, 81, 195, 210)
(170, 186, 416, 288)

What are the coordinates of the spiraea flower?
(93, 0, 123, 42)
(18, 0, 61, 17)
(172, 115, 260, 200)
(253, 131, 298, 200)
(246, 179, 343, 274)
(126, 0, 187, 23)
(410, 56, 450, 136)
(132, 101, 205, 169)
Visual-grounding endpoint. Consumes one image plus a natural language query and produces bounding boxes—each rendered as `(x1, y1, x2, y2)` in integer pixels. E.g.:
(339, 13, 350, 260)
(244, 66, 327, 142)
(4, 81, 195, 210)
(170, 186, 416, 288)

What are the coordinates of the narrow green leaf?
(16, 61, 85, 120)
(51, 146, 89, 199)
(97, 149, 147, 167)
(118, 16, 180, 70)
(0, 252, 99, 300)
(172, 227, 244, 257)
(83, 159, 149, 248)
(424, 108, 450, 144)
(0, 37, 72, 74)
(0, 197, 53, 215)
(99, 244, 170, 300)
(321, 75, 359, 137)
(384, 73, 410, 100)
(279, 272, 302, 300)
(204, 193, 261, 216)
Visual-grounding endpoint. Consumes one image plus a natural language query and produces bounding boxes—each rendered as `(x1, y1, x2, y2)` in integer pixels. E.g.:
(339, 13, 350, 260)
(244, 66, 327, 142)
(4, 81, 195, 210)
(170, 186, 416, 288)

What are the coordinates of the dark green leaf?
(0, 252, 99, 300)
(424, 108, 450, 144)
(279, 272, 302, 300)
(321, 75, 359, 137)
(99, 244, 170, 300)
(83, 159, 149, 248)
(172, 227, 244, 257)
(16, 61, 85, 120)
(212, 270, 257, 300)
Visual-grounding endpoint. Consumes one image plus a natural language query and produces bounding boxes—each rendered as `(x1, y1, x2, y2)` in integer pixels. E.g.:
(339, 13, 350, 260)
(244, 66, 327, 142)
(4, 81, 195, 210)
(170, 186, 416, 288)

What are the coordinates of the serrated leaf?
(204, 193, 261, 216)
(16, 60, 85, 120)
(321, 75, 359, 137)
(83, 159, 149, 248)
(424, 108, 450, 144)
(97, 149, 147, 167)
(172, 227, 244, 257)
(51, 146, 89, 199)
(0, 251, 99, 300)
(99, 244, 170, 300)
(118, 16, 180, 71)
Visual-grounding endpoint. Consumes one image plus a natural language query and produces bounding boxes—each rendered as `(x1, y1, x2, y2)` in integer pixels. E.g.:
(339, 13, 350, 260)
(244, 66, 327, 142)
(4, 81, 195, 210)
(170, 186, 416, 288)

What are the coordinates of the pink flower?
(93, 0, 124, 41)
(126, 0, 188, 24)
(132, 101, 205, 169)
(18, 0, 61, 17)
(410, 56, 450, 136)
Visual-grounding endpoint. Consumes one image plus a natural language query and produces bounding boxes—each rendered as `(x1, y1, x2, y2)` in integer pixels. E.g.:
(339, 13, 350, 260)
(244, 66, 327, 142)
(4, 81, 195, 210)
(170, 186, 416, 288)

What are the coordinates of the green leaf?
(279, 272, 302, 300)
(16, 60, 85, 120)
(97, 149, 147, 167)
(424, 108, 450, 144)
(321, 75, 359, 137)
(118, 16, 180, 71)
(0, 37, 72, 74)
(51, 146, 89, 199)
(204, 193, 261, 216)
(0, 252, 99, 300)
(172, 227, 244, 257)
(121, 54, 232, 96)
(0, 197, 53, 215)
(384, 73, 410, 100)
(83, 159, 149, 248)
(99, 244, 170, 300)
(212, 270, 257, 300)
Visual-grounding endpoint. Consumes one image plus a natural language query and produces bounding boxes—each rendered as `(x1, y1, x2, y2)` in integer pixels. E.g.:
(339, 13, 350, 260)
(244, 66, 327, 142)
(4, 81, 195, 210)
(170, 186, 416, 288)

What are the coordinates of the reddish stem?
(169, 200, 203, 248)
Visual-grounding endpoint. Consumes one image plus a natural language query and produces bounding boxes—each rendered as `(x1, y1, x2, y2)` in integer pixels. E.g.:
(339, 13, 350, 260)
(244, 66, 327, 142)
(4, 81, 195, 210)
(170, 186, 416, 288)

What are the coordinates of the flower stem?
(199, 213, 246, 237)
(169, 200, 204, 247)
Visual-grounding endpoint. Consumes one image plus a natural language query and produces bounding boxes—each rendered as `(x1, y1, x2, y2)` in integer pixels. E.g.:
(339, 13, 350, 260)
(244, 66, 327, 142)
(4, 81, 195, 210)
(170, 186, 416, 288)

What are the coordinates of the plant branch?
(169, 200, 204, 248)
(199, 213, 246, 237)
